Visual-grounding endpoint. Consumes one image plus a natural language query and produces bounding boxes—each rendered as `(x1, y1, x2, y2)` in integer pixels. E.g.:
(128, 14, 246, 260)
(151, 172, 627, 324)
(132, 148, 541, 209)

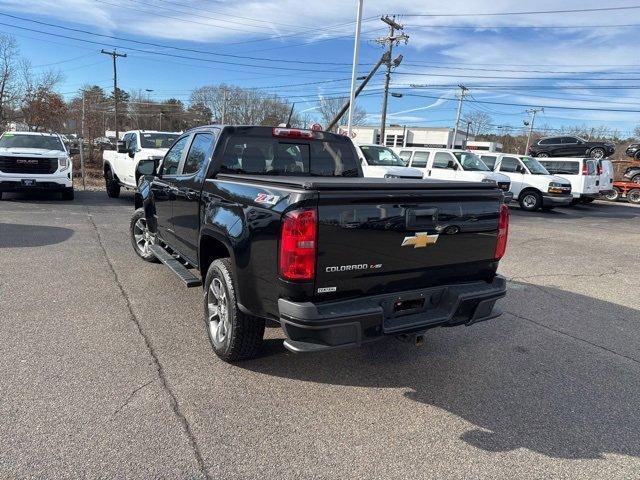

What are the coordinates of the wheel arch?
(518, 186, 542, 201)
(199, 231, 233, 282)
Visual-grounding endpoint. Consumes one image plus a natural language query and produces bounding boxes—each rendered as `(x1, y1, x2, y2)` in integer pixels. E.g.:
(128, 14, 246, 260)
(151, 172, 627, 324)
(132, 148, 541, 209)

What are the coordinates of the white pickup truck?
(103, 130, 179, 198)
(0, 131, 74, 200)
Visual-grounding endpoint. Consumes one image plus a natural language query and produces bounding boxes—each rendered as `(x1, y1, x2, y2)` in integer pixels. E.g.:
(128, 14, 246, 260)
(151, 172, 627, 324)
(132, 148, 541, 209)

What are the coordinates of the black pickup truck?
(132, 126, 509, 362)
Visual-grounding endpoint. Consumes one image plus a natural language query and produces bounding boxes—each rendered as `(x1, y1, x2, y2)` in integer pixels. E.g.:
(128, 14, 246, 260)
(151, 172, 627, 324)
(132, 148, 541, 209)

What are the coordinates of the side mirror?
(516, 165, 526, 174)
(116, 140, 128, 154)
(136, 159, 158, 178)
(447, 160, 457, 170)
(128, 148, 135, 159)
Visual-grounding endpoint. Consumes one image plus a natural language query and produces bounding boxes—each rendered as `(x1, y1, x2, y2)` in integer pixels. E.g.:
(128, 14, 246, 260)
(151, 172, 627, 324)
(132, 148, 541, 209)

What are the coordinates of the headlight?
(59, 157, 70, 170)
(481, 178, 496, 184)
(548, 182, 571, 194)
(384, 174, 400, 178)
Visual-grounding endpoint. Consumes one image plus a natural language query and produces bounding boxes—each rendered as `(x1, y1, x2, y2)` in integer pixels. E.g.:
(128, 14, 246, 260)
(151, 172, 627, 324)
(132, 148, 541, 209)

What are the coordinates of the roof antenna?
(286, 103, 295, 128)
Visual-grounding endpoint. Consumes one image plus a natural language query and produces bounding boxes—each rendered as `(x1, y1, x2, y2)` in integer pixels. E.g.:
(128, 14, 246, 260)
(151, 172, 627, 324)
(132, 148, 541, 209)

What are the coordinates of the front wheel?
(590, 148, 605, 159)
(130, 208, 158, 262)
(61, 187, 74, 200)
(632, 174, 640, 184)
(519, 191, 542, 211)
(604, 188, 620, 201)
(105, 169, 121, 198)
(204, 258, 265, 362)
(581, 197, 595, 204)
(537, 152, 550, 158)
(628, 188, 640, 204)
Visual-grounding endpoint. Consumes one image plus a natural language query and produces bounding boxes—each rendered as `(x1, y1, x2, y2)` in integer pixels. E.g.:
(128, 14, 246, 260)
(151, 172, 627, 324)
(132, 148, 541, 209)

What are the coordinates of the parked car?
(393, 147, 513, 202)
(625, 143, 640, 160)
(0, 131, 74, 200)
(478, 153, 572, 211)
(596, 159, 615, 197)
(93, 136, 115, 149)
(131, 125, 509, 362)
(103, 130, 179, 198)
(354, 144, 423, 179)
(537, 157, 600, 204)
(622, 165, 640, 183)
(529, 136, 615, 159)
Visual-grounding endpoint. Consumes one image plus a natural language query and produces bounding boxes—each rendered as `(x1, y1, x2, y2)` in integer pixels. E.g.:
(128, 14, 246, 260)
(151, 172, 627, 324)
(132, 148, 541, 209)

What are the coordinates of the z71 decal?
(254, 193, 280, 205)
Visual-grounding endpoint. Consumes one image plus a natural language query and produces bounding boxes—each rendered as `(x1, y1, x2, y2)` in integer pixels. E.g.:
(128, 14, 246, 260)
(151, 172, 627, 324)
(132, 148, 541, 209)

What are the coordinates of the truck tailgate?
(315, 187, 502, 299)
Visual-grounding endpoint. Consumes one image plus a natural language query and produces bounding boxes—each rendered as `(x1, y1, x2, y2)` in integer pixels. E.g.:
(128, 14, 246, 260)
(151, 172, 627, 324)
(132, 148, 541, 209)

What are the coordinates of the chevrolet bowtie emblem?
(401, 232, 439, 248)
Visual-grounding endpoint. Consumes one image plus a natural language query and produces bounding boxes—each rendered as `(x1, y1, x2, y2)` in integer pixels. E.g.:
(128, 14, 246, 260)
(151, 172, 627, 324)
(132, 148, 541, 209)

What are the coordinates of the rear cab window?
(219, 129, 359, 177)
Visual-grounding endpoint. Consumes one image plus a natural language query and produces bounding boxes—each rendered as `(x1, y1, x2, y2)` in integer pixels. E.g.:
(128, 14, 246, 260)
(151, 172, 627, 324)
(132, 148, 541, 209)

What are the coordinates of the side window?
(500, 157, 520, 173)
(433, 152, 454, 169)
(411, 151, 429, 168)
(586, 160, 596, 175)
(398, 150, 412, 162)
(480, 155, 497, 169)
(182, 133, 214, 175)
(162, 135, 190, 176)
(562, 137, 577, 144)
(122, 133, 131, 149)
(129, 134, 138, 152)
(540, 137, 559, 145)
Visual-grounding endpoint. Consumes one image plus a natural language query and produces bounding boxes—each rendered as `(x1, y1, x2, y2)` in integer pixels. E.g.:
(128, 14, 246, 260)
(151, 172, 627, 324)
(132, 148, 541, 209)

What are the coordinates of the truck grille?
(497, 181, 510, 191)
(0, 156, 58, 174)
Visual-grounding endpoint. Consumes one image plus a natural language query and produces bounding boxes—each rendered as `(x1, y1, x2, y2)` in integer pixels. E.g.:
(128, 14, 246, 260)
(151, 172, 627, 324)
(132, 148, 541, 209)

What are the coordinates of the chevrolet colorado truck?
(132, 126, 509, 362)
(103, 130, 179, 198)
(0, 131, 74, 200)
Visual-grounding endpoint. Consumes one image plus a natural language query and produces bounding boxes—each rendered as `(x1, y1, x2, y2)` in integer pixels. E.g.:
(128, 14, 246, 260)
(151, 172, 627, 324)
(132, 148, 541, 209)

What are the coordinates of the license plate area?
(21, 179, 36, 186)
(381, 289, 449, 333)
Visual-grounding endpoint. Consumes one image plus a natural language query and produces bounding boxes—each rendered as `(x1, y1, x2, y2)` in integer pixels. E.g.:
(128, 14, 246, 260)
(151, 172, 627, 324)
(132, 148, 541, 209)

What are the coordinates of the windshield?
(0, 134, 64, 151)
(453, 151, 489, 171)
(521, 156, 549, 175)
(140, 133, 179, 149)
(360, 145, 406, 167)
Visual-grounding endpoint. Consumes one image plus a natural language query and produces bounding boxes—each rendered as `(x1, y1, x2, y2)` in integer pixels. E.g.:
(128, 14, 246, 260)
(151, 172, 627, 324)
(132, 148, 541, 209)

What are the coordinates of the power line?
(403, 23, 640, 29)
(395, 72, 640, 81)
(395, 5, 640, 17)
(402, 62, 640, 75)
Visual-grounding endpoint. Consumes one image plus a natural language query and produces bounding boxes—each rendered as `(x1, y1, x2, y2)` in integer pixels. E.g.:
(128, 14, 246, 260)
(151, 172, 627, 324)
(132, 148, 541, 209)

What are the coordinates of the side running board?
(149, 244, 202, 287)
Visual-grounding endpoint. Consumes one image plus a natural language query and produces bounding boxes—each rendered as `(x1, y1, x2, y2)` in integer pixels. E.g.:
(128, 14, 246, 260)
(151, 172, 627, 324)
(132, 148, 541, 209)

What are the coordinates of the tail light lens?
(494, 204, 509, 260)
(279, 208, 317, 281)
(273, 128, 314, 139)
(582, 163, 589, 175)
(597, 162, 603, 175)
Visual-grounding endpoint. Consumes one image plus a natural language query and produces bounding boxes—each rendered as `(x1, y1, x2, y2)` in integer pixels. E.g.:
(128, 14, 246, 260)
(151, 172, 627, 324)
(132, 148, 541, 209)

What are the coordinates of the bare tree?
(0, 34, 21, 129)
(461, 111, 492, 136)
(317, 96, 367, 132)
(634, 125, 640, 140)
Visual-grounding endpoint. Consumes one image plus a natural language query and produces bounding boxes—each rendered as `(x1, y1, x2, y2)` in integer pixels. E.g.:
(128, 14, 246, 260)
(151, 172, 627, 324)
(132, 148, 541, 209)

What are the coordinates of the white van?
(596, 159, 614, 197)
(478, 153, 572, 211)
(354, 144, 423, 179)
(394, 147, 513, 202)
(536, 158, 600, 204)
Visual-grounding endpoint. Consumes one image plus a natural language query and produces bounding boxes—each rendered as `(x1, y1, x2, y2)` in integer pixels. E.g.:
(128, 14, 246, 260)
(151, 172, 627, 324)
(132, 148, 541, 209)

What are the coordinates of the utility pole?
(377, 16, 408, 145)
(221, 90, 227, 124)
(101, 49, 127, 141)
(464, 121, 472, 149)
(80, 90, 86, 190)
(525, 107, 544, 153)
(347, 0, 363, 137)
(450, 85, 468, 148)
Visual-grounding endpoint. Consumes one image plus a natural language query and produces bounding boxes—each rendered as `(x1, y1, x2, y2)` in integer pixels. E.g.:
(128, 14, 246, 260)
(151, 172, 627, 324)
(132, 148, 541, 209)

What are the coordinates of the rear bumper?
(541, 193, 573, 206)
(279, 276, 507, 353)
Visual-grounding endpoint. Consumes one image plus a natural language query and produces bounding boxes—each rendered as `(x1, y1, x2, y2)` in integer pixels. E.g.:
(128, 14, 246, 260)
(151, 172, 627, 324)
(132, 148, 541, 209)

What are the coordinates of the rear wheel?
(519, 190, 542, 211)
(581, 197, 595, 204)
(105, 168, 121, 198)
(604, 188, 620, 201)
(204, 258, 265, 362)
(590, 148, 605, 159)
(537, 152, 550, 158)
(61, 187, 74, 200)
(130, 208, 158, 262)
(628, 188, 640, 204)
(632, 174, 640, 184)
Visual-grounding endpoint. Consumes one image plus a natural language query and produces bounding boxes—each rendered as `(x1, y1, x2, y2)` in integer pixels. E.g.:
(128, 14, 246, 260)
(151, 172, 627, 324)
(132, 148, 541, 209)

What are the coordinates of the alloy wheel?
(133, 217, 154, 255)
(207, 278, 230, 348)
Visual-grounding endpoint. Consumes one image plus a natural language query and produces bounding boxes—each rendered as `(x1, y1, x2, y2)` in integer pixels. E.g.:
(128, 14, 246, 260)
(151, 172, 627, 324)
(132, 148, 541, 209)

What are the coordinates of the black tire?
(632, 174, 640, 184)
(590, 147, 606, 159)
(570, 198, 580, 206)
(604, 188, 620, 202)
(581, 197, 595, 204)
(518, 190, 542, 211)
(203, 258, 265, 362)
(0, 192, 3, 200)
(61, 187, 75, 200)
(537, 152, 550, 158)
(541, 206, 555, 212)
(628, 189, 640, 204)
(105, 168, 121, 198)
(130, 208, 158, 262)
(635, 151, 640, 160)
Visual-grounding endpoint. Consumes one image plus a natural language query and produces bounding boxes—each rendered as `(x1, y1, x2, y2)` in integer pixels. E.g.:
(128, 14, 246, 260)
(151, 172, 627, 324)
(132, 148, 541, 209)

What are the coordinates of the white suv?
(394, 147, 513, 202)
(478, 153, 572, 211)
(0, 132, 73, 200)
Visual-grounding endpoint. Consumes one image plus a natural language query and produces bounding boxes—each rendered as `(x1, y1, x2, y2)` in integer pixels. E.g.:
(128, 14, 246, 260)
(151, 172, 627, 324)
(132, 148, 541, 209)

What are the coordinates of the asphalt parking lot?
(1, 190, 639, 479)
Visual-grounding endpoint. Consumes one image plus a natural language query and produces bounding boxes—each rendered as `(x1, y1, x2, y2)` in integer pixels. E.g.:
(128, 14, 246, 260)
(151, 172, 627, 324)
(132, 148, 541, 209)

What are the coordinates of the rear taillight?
(494, 204, 509, 260)
(279, 208, 317, 281)
(597, 163, 603, 175)
(582, 163, 589, 175)
(273, 128, 314, 139)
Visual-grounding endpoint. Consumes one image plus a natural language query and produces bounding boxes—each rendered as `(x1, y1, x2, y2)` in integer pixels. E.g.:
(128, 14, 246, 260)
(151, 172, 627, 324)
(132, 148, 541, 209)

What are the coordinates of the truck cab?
(103, 130, 179, 197)
(478, 153, 572, 211)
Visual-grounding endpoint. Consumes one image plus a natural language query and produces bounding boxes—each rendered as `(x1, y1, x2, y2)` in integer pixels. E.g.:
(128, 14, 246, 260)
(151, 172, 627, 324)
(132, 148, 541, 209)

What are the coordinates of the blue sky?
(1, 0, 639, 136)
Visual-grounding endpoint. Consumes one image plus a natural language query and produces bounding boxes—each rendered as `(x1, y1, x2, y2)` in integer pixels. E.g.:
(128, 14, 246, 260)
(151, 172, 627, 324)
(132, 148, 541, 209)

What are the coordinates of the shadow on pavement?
(242, 283, 640, 460)
(0, 223, 74, 247)
(0, 189, 134, 207)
